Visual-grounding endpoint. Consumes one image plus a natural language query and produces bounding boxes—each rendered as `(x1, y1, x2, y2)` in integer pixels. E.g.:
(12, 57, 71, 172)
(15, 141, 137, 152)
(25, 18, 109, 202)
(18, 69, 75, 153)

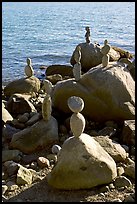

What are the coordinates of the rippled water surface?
(2, 2, 135, 83)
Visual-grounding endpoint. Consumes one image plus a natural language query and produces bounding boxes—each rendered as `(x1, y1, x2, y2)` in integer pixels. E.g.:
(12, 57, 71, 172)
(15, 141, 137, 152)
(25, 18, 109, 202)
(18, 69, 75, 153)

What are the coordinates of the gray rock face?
(52, 62, 135, 122)
(47, 133, 117, 190)
(10, 117, 59, 154)
(4, 76, 41, 97)
(94, 136, 127, 163)
(6, 94, 36, 115)
(70, 43, 120, 72)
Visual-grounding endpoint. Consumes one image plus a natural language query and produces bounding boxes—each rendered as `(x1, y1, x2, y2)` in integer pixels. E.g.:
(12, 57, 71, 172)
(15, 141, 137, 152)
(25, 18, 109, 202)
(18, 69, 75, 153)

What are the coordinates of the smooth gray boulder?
(10, 117, 59, 154)
(4, 76, 41, 97)
(47, 133, 117, 190)
(52, 61, 135, 122)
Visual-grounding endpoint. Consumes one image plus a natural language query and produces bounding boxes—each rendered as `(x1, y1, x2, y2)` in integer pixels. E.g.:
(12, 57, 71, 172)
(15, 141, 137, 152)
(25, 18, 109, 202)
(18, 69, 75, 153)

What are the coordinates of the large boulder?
(47, 133, 117, 190)
(52, 61, 135, 122)
(4, 76, 41, 97)
(46, 65, 74, 77)
(70, 43, 120, 72)
(2, 102, 13, 125)
(10, 117, 59, 154)
(94, 136, 127, 163)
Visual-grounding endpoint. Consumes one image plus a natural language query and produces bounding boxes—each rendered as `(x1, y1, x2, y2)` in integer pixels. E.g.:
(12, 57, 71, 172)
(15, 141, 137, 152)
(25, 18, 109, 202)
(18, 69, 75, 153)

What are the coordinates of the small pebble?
(52, 144, 61, 154)
(37, 157, 50, 168)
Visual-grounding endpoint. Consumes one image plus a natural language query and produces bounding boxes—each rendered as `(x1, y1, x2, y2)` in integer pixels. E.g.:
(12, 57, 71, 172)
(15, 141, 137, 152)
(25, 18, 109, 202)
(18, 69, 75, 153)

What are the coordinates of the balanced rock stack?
(24, 58, 34, 77)
(101, 39, 111, 67)
(68, 96, 85, 137)
(42, 94, 52, 121)
(73, 46, 82, 81)
(47, 96, 117, 190)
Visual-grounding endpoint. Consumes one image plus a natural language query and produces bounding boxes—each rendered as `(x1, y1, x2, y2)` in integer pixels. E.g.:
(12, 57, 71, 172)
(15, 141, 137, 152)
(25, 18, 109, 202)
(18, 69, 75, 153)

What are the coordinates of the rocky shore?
(2, 30, 135, 202)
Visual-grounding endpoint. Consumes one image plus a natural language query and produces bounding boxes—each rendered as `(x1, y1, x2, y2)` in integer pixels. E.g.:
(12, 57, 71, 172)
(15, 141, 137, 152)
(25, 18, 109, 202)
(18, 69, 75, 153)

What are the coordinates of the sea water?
(2, 2, 135, 84)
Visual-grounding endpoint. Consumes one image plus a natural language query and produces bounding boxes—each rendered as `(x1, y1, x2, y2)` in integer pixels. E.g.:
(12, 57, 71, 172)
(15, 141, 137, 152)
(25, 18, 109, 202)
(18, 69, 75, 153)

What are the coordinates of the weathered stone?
(102, 54, 110, 67)
(24, 58, 34, 77)
(37, 157, 50, 168)
(6, 93, 37, 115)
(4, 161, 19, 176)
(52, 145, 61, 154)
(117, 166, 124, 176)
(46, 74, 63, 85)
(47, 133, 117, 190)
(124, 162, 135, 179)
(46, 64, 73, 77)
(70, 43, 120, 72)
(25, 112, 41, 126)
(4, 76, 40, 97)
(114, 176, 132, 188)
(10, 117, 59, 154)
(70, 113, 85, 137)
(17, 165, 32, 185)
(73, 62, 81, 81)
(52, 62, 135, 122)
(94, 136, 127, 162)
(18, 114, 29, 123)
(42, 94, 52, 121)
(42, 79, 53, 95)
(67, 96, 84, 113)
(2, 150, 22, 162)
(101, 39, 111, 67)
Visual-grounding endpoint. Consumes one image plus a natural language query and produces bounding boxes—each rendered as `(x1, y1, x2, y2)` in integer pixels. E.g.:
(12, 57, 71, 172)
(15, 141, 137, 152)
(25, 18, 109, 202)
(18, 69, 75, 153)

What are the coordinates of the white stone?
(67, 96, 84, 113)
(52, 144, 61, 154)
(73, 62, 81, 81)
(70, 112, 85, 137)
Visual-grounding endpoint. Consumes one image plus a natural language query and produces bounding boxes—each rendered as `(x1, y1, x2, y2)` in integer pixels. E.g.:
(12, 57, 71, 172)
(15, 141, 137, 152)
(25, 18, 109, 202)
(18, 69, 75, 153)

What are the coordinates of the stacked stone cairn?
(42, 79, 53, 95)
(101, 39, 111, 67)
(73, 46, 82, 81)
(67, 96, 85, 137)
(85, 26, 91, 43)
(42, 94, 52, 121)
(24, 58, 34, 77)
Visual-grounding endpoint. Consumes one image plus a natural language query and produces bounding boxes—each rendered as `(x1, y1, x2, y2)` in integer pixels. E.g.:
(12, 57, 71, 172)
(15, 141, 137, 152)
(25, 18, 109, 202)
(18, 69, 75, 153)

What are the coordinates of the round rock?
(67, 96, 84, 113)
(52, 144, 61, 154)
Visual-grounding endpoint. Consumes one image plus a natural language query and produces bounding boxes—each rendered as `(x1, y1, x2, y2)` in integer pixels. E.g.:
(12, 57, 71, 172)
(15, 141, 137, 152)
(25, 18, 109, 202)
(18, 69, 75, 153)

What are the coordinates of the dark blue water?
(2, 2, 135, 84)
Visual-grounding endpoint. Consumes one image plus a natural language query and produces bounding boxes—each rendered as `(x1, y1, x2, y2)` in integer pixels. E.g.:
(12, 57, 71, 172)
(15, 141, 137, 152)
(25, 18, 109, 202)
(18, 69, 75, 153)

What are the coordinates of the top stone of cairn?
(67, 96, 84, 113)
